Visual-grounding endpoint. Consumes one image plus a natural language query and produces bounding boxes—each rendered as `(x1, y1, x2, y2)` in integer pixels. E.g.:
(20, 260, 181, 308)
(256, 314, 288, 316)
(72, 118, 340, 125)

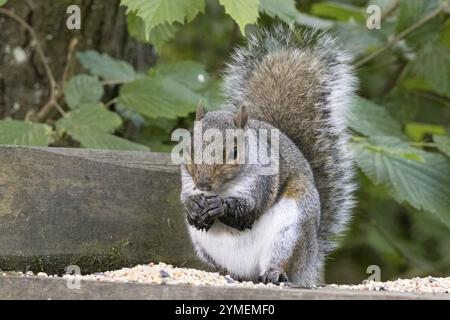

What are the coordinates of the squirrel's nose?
(196, 179, 212, 191)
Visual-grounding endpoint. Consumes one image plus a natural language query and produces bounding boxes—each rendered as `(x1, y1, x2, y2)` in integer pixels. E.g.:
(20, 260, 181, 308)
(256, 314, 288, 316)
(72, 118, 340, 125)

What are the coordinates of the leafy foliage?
(64, 75, 104, 109)
(219, 0, 260, 33)
(259, 0, 298, 23)
(0, 120, 54, 146)
(77, 51, 137, 83)
(126, 12, 179, 50)
(311, 1, 365, 22)
(353, 138, 450, 228)
(119, 61, 219, 119)
(348, 97, 407, 139)
(121, 0, 205, 34)
(259, 0, 334, 29)
(56, 104, 148, 151)
(434, 135, 450, 157)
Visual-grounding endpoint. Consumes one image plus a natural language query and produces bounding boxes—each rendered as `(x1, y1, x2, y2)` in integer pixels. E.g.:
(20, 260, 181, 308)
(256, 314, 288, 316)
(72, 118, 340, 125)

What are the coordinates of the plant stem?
(416, 91, 450, 109)
(62, 38, 79, 89)
(0, 8, 60, 121)
(352, 136, 438, 149)
(410, 142, 437, 148)
(105, 98, 118, 108)
(380, 0, 400, 21)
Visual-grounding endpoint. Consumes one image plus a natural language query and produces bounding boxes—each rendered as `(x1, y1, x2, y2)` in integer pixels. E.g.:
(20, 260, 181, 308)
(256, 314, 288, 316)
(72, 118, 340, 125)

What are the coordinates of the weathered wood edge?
(0, 145, 179, 172)
(0, 276, 448, 300)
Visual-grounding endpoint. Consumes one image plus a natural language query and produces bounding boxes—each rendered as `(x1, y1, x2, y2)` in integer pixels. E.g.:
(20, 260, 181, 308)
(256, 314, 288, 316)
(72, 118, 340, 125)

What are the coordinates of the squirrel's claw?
(184, 193, 225, 231)
(259, 268, 288, 285)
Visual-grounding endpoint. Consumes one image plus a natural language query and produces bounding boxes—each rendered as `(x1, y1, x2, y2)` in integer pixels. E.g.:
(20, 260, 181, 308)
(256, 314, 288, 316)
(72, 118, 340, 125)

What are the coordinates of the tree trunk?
(0, 0, 155, 120)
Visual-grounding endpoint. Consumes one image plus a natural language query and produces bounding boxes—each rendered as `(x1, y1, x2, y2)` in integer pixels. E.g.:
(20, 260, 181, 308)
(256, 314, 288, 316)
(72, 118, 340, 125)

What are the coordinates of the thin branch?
(383, 58, 408, 97)
(380, 0, 399, 21)
(105, 98, 118, 108)
(54, 101, 66, 117)
(410, 141, 437, 148)
(351, 136, 438, 149)
(415, 91, 450, 109)
(0, 8, 59, 121)
(62, 37, 79, 89)
(355, 3, 446, 69)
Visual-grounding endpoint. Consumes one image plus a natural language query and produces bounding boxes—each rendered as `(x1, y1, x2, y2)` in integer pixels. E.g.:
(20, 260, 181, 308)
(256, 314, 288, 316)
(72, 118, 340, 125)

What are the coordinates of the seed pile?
(65, 262, 278, 288)
(328, 276, 450, 294)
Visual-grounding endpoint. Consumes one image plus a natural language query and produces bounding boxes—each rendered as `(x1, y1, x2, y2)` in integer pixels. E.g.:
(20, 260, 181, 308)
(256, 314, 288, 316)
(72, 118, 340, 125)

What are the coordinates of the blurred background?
(0, 0, 449, 284)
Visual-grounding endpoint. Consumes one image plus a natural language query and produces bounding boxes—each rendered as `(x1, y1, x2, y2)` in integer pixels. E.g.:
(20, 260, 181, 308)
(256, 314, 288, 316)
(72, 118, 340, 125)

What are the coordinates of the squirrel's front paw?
(184, 194, 224, 231)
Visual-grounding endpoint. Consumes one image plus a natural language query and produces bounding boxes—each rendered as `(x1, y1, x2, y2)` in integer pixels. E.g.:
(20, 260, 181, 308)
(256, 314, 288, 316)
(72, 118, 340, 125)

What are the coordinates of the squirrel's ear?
(234, 105, 248, 128)
(196, 101, 205, 121)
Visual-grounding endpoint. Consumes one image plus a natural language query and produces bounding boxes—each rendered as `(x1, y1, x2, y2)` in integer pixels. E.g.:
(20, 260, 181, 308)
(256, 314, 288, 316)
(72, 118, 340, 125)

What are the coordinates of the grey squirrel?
(180, 25, 357, 286)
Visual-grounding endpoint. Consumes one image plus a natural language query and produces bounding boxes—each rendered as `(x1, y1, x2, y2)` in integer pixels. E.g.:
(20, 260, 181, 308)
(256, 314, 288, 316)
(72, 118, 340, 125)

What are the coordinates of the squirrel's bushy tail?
(222, 25, 357, 255)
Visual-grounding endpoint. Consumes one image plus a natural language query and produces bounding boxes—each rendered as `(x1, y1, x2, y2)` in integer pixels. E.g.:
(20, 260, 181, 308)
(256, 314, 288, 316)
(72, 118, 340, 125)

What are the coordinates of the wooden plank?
(0, 276, 447, 300)
(0, 146, 200, 274)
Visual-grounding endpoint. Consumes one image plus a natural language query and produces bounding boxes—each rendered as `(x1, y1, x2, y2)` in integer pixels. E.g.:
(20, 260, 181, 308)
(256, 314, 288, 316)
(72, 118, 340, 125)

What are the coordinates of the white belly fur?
(188, 197, 300, 280)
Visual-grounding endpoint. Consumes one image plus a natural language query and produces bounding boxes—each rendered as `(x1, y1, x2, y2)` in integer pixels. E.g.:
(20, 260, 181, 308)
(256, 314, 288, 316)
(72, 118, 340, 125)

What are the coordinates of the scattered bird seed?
(328, 276, 450, 294)
(159, 270, 170, 278)
(69, 263, 274, 288)
(2, 262, 448, 294)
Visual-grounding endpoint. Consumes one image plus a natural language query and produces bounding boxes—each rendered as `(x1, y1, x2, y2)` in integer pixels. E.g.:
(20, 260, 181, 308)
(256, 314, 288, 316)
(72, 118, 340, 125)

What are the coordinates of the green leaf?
(56, 104, 149, 151)
(121, 0, 204, 33)
(126, 12, 178, 50)
(311, 1, 365, 22)
(353, 138, 450, 228)
(368, 0, 398, 14)
(360, 136, 425, 162)
(407, 44, 450, 96)
(119, 61, 214, 119)
(154, 61, 210, 91)
(434, 135, 450, 157)
(349, 97, 406, 138)
(396, 0, 442, 46)
(77, 51, 136, 83)
(57, 103, 122, 134)
(383, 88, 421, 125)
(0, 120, 54, 146)
(126, 11, 149, 43)
(64, 75, 104, 109)
(259, 0, 333, 29)
(396, 0, 441, 33)
(295, 13, 334, 29)
(333, 22, 385, 55)
(219, 0, 260, 34)
(148, 23, 179, 51)
(259, 0, 297, 24)
(119, 76, 200, 119)
(405, 122, 447, 141)
(69, 130, 150, 151)
(0, 0, 7, 7)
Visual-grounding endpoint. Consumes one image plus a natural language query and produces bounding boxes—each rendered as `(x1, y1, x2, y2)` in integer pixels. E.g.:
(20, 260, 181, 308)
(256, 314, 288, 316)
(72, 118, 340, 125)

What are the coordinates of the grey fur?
(180, 26, 357, 286)
(223, 25, 357, 254)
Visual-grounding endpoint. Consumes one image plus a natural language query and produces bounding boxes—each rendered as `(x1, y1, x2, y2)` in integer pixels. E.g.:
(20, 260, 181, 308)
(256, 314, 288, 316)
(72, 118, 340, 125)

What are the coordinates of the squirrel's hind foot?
(259, 267, 288, 285)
